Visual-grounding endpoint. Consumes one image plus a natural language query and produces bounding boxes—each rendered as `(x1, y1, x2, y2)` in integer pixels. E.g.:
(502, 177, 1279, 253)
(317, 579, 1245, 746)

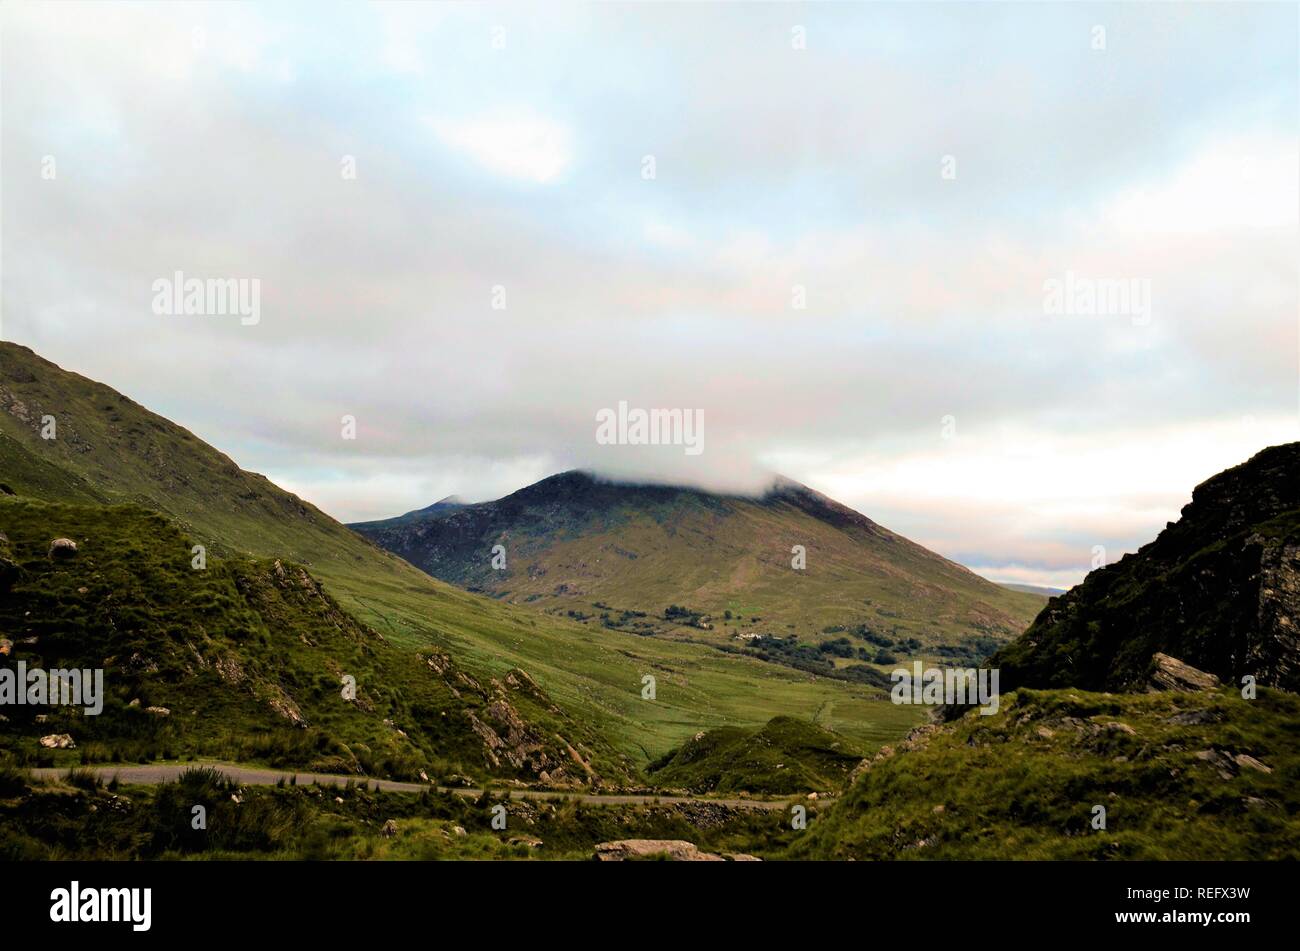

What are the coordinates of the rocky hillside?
(0, 496, 624, 786)
(994, 443, 1300, 693)
(351, 470, 1043, 661)
(793, 684, 1300, 860)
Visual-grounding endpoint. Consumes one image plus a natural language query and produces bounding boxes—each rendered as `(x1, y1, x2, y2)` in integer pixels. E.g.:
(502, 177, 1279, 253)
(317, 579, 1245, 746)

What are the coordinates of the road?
(28, 762, 792, 811)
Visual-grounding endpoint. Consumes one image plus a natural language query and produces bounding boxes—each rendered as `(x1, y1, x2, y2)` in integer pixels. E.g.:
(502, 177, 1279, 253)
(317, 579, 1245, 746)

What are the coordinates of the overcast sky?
(3, 1, 1297, 588)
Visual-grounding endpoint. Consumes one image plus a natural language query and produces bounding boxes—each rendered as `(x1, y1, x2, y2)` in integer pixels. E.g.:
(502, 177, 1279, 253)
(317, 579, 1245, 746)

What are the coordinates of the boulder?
(592, 839, 726, 862)
(39, 733, 75, 749)
(1149, 653, 1220, 692)
(48, 538, 78, 559)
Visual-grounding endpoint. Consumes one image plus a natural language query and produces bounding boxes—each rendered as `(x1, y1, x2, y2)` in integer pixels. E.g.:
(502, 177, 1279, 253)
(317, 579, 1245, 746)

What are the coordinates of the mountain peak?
(351, 465, 1043, 656)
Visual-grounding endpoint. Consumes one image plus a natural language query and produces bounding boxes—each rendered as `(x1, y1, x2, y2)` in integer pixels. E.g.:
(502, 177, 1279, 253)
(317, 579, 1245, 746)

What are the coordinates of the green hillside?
(0, 496, 627, 785)
(793, 686, 1300, 860)
(0, 342, 920, 769)
(647, 715, 864, 795)
(351, 471, 1044, 669)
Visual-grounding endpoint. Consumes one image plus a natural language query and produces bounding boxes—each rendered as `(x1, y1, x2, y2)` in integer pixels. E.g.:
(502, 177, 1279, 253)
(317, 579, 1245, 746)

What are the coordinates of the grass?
(792, 686, 1300, 860)
(647, 715, 865, 795)
(0, 496, 629, 785)
(0, 770, 788, 861)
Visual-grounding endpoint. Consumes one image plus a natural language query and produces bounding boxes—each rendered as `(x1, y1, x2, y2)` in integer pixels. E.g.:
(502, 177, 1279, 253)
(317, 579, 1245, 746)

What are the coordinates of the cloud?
(425, 114, 574, 184)
(2, 0, 1296, 589)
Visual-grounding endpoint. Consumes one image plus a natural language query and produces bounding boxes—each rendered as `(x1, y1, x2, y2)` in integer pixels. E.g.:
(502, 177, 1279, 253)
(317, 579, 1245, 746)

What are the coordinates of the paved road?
(28, 763, 791, 811)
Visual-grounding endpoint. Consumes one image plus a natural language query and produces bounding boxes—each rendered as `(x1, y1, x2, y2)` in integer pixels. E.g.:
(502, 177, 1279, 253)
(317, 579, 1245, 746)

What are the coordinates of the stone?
(48, 538, 78, 559)
(1234, 753, 1272, 774)
(1149, 654, 1221, 692)
(39, 733, 75, 749)
(592, 839, 726, 862)
(380, 819, 399, 838)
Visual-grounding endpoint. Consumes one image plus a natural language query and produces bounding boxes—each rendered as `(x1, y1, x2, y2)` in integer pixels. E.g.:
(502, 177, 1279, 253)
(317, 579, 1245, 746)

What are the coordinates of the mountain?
(0, 343, 919, 769)
(993, 443, 1300, 693)
(350, 470, 1044, 665)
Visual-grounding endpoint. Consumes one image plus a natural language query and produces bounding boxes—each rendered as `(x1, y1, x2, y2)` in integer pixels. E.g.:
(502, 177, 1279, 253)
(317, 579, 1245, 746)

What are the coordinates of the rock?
(452, 826, 467, 836)
(723, 853, 762, 862)
(507, 835, 543, 848)
(145, 706, 171, 717)
(39, 733, 75, 749)
(1165, 709, 1224, 726)
(48, 538, 78, 559)
(1035, 725, 1055, 739)
(0, 638, 11, 657)
(1104, 721, 1136, 735)
(1194, 748, 1238, 779)
(1234, 753, 1272, 774)
(381, 819, 399, 838)
(1149, 654, 1221, 692)
(806, 792, 818, 801)
(418, 770, 430, 783)
(592, 839, 726, 862)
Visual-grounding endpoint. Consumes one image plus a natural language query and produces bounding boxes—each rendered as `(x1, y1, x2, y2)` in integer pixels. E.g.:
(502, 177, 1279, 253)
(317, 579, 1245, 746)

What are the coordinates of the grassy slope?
(0, 497, 628, 785)
(646, 715, 864, 795)
(352, 472, 1044, 658)
(794, 687, 1300, 860)
(0, 343, 919, 764)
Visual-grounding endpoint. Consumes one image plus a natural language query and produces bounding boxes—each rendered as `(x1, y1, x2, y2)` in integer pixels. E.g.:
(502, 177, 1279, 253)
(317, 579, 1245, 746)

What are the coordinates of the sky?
(2, 1, 1297, 589)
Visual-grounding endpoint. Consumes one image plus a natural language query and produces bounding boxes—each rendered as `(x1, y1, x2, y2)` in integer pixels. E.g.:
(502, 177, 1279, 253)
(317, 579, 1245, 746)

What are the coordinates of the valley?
(3, 341, 1298, 862)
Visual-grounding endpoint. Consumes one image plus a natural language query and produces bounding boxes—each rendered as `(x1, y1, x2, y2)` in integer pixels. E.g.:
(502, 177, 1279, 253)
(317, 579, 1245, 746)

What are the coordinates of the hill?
(793, 685, 1300, 859)
(993, 443, 1300, 693)
(350, 470, 1044, 670)
(0, 496, 625, 785)
(646, 715, 863, 795)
